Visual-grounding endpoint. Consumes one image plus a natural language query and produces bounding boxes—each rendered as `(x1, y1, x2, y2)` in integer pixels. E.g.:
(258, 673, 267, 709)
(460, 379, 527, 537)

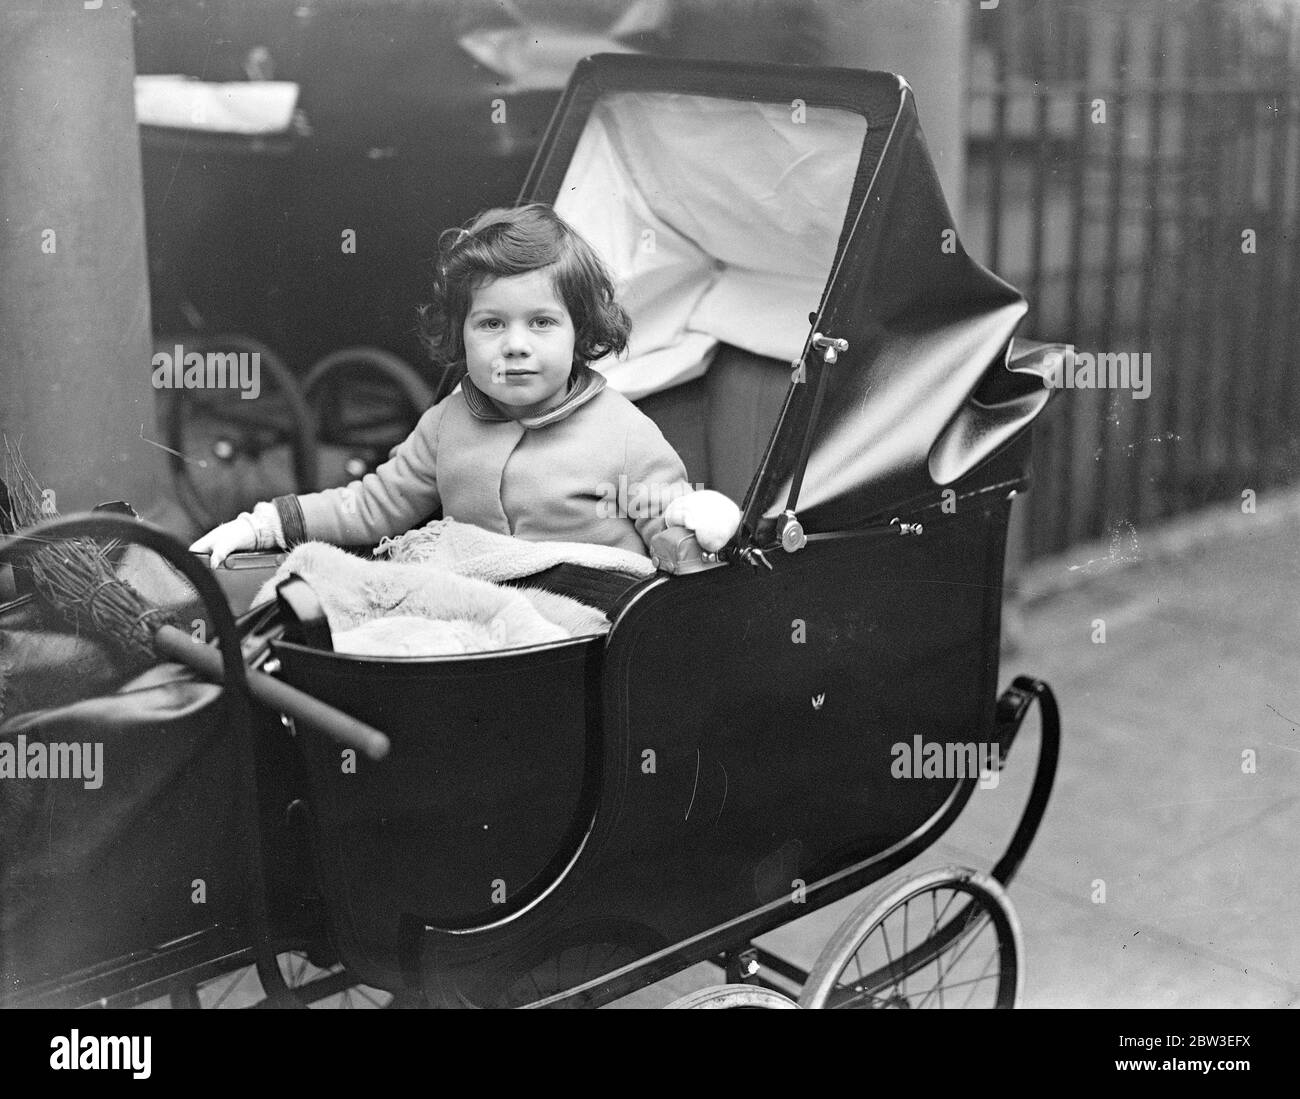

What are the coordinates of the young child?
(192, 203, 742, 567)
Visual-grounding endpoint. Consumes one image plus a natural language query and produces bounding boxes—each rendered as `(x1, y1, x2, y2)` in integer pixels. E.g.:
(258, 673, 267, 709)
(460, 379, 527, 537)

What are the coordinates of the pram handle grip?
(155, 624, 391, 761)
(649, 525, 727, 575)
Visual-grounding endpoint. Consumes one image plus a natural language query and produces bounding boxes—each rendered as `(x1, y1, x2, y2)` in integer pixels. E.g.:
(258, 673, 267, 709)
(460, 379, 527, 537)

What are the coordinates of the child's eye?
(532, 316, 558, 328)
(477, 318, 502, 330)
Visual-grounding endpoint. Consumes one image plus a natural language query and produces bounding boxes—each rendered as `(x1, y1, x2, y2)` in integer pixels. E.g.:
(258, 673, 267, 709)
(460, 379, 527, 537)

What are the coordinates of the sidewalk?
(621, 490, 1300, 1007)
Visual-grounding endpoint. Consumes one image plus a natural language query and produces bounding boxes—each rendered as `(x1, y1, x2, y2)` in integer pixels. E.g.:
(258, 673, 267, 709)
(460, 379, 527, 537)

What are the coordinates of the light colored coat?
(294, 369, 692, 556)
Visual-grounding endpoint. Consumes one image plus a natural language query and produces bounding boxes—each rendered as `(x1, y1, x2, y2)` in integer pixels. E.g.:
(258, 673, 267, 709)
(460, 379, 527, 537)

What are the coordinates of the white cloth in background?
(135, 76, 299, 134)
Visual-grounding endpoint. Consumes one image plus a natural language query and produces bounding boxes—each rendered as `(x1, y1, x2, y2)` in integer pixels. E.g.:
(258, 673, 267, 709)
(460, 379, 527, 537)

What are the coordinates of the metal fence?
(965, 0, 1300, 560)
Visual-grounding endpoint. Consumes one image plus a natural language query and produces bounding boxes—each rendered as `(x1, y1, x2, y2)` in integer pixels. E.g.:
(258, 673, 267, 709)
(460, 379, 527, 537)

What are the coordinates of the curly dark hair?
(417, 204, 631, 386)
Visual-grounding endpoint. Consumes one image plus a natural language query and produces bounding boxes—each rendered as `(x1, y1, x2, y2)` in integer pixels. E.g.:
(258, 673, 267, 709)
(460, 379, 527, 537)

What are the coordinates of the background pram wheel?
(164, 950, 394, 1010)
(301, 346, 433, 486)
(494, 919, 670, 1008)
(665, 984, 800, 1009)
(797, 867, 1023, 1009)
(158, 334, 318, 532)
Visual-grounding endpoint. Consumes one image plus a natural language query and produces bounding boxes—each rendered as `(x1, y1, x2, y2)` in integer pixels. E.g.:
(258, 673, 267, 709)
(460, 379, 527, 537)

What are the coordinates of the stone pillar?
(0, 0, 164, 517)
(817, 0, 969, 226)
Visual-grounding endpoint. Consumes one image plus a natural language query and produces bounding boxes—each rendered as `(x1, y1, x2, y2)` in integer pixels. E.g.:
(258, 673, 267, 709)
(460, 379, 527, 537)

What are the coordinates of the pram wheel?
(158, 334, 318, 530)
(665, 985, 799, 1009)
(497, 920, 669, 1008)
(173, 950, 394, 1010)
(797, 867, 1023, 1009)
(302, 346, 432, 484)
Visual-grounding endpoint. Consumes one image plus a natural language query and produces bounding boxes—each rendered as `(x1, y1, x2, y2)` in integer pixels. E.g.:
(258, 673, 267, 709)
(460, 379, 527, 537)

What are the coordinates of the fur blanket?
(252, 541, 610, 657)
(372, 516, 656, 580)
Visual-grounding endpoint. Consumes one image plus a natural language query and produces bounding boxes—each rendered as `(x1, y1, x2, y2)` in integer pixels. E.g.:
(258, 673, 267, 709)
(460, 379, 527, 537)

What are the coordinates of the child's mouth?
(492, 357, 535, 378)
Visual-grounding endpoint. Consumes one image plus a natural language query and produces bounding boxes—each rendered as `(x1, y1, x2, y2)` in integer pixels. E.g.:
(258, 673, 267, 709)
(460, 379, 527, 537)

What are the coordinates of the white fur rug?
(373, 516, 655, 580)
(252, 542, 609, 657)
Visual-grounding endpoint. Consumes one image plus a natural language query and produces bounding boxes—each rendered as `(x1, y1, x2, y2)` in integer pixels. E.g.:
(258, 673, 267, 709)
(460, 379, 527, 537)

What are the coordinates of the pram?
(0, 54, 1064, 1009)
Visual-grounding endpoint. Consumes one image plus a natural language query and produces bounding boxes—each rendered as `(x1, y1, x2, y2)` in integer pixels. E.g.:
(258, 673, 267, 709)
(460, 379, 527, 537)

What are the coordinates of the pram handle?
(649, 524, 728, 575)
(154, 623, 390, 761)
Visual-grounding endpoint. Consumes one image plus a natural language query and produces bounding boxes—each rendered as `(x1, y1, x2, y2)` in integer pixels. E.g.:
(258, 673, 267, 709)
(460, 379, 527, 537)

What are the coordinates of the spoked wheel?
(496, 920, 668, 1008)
(301, 347, 433, 486)
(157, 334, 318, 531)
(666, 984, 800, 1009)
(798, 867, 1023, 1009)
(169, 950, 393, 1009)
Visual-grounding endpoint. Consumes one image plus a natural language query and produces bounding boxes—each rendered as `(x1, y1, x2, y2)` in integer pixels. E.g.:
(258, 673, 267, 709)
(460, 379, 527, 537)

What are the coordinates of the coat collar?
(460, 364, 607, 429)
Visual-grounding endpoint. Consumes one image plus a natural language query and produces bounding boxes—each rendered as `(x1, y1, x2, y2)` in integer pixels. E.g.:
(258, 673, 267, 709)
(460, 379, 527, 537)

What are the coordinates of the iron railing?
(966, 0, 1300, 560)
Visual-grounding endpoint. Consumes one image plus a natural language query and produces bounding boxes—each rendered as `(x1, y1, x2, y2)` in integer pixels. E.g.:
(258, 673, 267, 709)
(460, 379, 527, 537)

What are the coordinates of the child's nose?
(501, 324, 532, 355)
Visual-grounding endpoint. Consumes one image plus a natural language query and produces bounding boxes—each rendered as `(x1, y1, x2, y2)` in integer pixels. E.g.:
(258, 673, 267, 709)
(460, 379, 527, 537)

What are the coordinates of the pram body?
(267, 55, 1064, 1007)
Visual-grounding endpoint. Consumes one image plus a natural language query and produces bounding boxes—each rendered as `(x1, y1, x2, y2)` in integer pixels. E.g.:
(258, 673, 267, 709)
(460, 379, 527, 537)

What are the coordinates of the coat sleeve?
(292, 399, 446, 546)
(623, 410, 694, 552)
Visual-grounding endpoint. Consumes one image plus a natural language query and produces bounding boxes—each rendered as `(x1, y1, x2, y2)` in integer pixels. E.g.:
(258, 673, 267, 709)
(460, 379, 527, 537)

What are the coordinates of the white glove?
(662, 489, 742, 553)
(190, 516, 257, 568)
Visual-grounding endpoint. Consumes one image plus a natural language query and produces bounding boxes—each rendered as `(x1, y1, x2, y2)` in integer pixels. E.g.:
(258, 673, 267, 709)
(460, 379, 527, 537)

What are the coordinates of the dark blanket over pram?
(0, 658, 247, 994)
(0, 554, 311, 1003)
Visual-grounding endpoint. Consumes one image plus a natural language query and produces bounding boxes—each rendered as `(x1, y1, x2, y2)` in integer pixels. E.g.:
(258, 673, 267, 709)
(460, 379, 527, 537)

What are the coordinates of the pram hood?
(523, 55, 1051, 541)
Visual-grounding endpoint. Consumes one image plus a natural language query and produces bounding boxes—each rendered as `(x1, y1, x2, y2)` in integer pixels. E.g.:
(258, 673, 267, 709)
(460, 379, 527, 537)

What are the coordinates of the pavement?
(616, 491, 1300, 1007)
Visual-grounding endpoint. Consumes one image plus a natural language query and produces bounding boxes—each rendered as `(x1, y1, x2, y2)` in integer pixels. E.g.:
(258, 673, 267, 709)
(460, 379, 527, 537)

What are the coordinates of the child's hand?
(190, 517, 256, 568)
(662, 489, 742, 553)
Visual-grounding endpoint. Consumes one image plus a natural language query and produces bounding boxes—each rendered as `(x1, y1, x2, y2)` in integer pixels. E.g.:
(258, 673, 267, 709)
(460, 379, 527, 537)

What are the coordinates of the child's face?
(463, 269, 576, 419)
